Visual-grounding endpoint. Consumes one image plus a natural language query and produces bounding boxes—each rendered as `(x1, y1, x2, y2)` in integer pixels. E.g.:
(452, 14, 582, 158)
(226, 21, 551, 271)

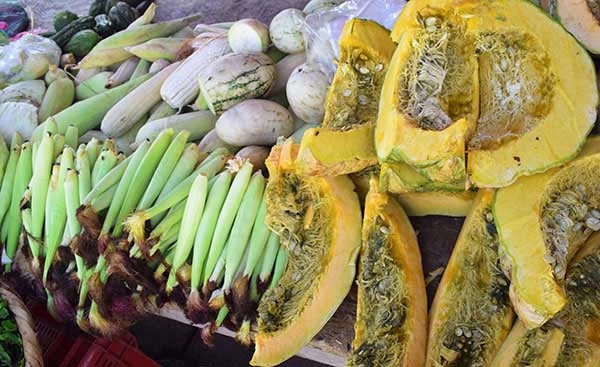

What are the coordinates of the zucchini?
(50, 16, 96, 48)
(54, 11, 78, 32)
(89, 0, 107, 16)
(65, 30, 101, 58)
(109, 2, 137, 30)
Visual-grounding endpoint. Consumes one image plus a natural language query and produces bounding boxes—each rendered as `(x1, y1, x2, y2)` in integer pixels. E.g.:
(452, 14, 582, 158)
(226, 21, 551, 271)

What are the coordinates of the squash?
(395, 190, 476, 217)
(251, 140, 362, 366)
(295, 18, 395, 177)
(427, 190, 514, 366)
(347, 179, 427, 367)
(541, 0, 600, 54)
(108, 2, 137, 31)
(491, 232, 600, 367)
(351, 167, 476, 217)
(494, 136, 600, 328)
(376, 0, 598, 189)
(65, 30, 101, 58)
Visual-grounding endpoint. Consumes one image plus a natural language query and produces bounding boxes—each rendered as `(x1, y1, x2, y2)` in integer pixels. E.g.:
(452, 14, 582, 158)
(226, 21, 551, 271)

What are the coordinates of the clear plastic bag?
(302, 0, 406, 78)
(0, 34, 61, 87)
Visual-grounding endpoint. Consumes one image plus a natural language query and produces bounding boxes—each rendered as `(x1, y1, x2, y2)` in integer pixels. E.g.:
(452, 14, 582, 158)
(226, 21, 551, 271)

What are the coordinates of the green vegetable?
(50, 16, 97, 48)
(65, 30, 101, 57)
(94, 14, 114, 38)
(104, 0, 119, 14)
(54, 11, 79, 32)
(109, 2, 137, 30)
(89, 0, 108, 16)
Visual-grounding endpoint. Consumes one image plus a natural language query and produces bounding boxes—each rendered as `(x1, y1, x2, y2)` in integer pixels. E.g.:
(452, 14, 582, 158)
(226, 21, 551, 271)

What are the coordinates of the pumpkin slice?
(347, 179, 427, 367)
(376, 5, 479, 188)
(492, 232, 600, 367)
(541, 0, 600, 54)
(351, 167, 475, 217)
(427, 190, 514, 367)
(251, 140, 362, 366)
(295, 18, 395, 176)
(377, 0, 597, 189)
(494, 137, 600, 328)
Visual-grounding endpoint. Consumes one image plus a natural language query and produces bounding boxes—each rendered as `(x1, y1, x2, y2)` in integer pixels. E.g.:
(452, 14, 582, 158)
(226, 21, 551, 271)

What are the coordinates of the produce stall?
(0, 0, 599, 366)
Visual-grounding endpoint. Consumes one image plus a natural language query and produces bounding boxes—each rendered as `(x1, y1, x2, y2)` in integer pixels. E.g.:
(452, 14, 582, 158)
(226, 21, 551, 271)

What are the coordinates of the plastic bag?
(302, 0, 406, 78)
(0, 34, 61, 88)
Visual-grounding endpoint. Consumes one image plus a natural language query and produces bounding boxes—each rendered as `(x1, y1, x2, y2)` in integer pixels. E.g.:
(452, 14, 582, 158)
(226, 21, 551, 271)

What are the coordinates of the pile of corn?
(0, 121, 286, 341)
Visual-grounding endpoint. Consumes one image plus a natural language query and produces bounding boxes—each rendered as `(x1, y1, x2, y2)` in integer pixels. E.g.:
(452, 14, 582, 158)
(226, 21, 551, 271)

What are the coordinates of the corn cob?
(223, 171, 265, 290)
(75, 71, 113, 101)
(114, 116, 147, 155)
(160, 34, 230, 108)
(0, 136, 9, 190)
(149, 59, 171, 73)
(33, 73, 153, 139)
(83, 153, 132, 205)
(43, 148, 74, 284)
(101, 62, 179, 137)
(39, 78, 75, 123)
(105, 57, 139, 89)
(135, 111, 217, 144)
(166, 173, 209, 292)
(125, 38, 188, 62)
(4, 141, 31, 264)
(129, 59, 151, 80)
(137, 130, 190, 210)
(79, 14, 202, 69)
(75, 68, 101, 86)
(76, 145, 92, 202)
(65, 126, 79, 149)
(0, 134, 22, 229)
(148, 101, 177, 123)
(86, 138, 103, 168)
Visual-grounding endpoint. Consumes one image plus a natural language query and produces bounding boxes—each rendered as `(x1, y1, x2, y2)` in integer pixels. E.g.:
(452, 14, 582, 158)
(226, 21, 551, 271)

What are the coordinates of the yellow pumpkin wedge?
(347, 179, 427, 367)
(251, 140, 362, 366)
(427, 190, 514, 366)
(295, 18, 395, 176)
(492, 232, 600, 367)
(377, 0, 598, 189)
(494, 136, 600, 328)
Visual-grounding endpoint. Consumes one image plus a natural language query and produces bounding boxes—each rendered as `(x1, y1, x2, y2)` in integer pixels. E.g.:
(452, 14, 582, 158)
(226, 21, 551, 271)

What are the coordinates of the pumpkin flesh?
(427, 190, 514, 367)
(348, 180, 427, 367)
(251, 141, 362, 366)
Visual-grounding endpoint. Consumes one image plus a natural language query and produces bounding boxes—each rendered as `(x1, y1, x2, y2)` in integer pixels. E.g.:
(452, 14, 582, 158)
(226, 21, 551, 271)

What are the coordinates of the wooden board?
(22, 0, 468, 365)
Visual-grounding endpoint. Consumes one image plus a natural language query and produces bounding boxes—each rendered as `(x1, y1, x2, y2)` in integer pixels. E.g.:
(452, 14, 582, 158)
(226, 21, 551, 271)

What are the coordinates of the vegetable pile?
(0, 0, 599, 366)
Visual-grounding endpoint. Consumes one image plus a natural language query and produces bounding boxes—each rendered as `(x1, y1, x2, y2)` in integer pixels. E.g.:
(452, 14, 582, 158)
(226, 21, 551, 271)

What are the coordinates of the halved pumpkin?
(427, 190, 514, 367)
(541, 0, 600, 54)
(251, 140, 362, 366)
(347, 179, 427, 367)
(377, 0, 598, 189)
(491, 232, 600, 367)
(494, 136, 600, 328)
(295, 18, 395, 176)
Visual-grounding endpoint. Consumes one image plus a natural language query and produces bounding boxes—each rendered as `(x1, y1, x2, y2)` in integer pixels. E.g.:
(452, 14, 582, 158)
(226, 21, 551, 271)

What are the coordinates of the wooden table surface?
(21, 0, 467, 365)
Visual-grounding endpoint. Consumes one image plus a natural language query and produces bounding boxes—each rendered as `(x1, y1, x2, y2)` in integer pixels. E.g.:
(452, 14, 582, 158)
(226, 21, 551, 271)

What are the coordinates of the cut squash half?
(494, 136, 600, 328)
(376, 0, 597, 189)
(296, 18, 395, 176)
(541, 0, 600, 54)
(251, 140, 362, 366)
(427, 190, 514, 366)
(492, 232, 600, 367)
(347, 179, 427, 367)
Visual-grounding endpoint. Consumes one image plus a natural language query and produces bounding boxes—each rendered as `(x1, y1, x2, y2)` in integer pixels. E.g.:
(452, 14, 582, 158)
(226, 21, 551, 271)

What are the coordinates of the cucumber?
(54, 11, 78, 32)
(198, 52, 276, 115)
(65, 30, 102, 58)
(51, 16, 96, 48)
